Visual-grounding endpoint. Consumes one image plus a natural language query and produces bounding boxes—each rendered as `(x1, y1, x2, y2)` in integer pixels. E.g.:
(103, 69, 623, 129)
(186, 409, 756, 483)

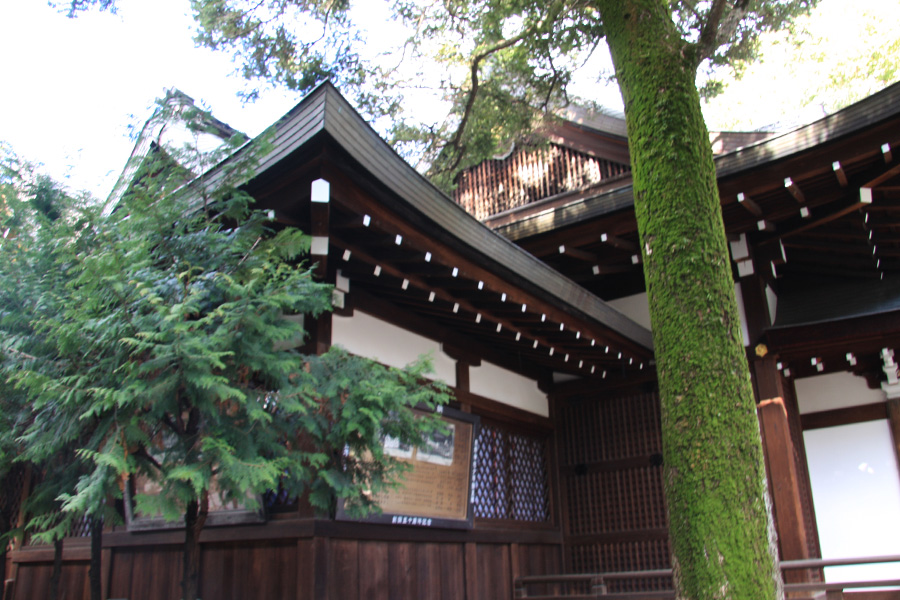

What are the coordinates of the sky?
(0, 0, 301, 199)
(1, 0, 897, 201)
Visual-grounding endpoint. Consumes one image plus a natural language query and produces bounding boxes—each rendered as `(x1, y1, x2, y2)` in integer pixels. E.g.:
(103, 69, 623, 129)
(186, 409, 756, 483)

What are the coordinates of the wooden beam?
(757, 219, 776, 232)
(737, 192, 763, 217)
(784, 177, 806, 203)
(762, 197, 868, 243)
(591, 263, 636, 276)
(558, 244, 601, 263)
(600, 232, 638, 252)
(832, 161, 848, 187)
(333, 236, 536, 348)
(861, 161, 900, 189)
(800, 402, 888, 430)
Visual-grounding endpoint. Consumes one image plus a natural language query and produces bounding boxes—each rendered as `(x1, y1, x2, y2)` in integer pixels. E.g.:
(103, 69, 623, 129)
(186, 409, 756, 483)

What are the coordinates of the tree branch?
(696, 0, 751, 64)
(441, 6, 561, 175)
(696, 0, 729, 63)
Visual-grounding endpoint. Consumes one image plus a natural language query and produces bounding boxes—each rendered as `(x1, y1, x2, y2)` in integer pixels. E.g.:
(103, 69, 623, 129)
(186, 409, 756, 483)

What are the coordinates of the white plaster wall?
(794, 372, 886, 414)
(607, 292, 651, 331)
(804, 421, 900, 584)
(469, 361, 549, 417)
(796, 371, 900, 585)
(331, 311, 456, 384)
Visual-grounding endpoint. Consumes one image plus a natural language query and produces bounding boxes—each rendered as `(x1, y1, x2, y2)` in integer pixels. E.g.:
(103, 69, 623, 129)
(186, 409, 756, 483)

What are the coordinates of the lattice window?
(472, 421, 551, 522)
(570, 540, 672, 592)
(2, 465, 27, 552)
(68, 513, 94, 538)
(263, 481, 299, 513)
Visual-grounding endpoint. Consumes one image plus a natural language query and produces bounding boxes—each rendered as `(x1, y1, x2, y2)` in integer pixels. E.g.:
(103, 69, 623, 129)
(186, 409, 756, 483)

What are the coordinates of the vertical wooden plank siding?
(12, 535, 563, 600)
(358, 541, 389, 600)
(314, 536, 329, 600)
(464, 542, 478, 600)
(100, 547, 112, 600)
(439, 543, 465, 600)
(107, 545, 134, 599)
(297, 538, 316, 600)
(416, 542, 441, 599)
(388, 542, 417, 600)
(330, 539, 359, 600)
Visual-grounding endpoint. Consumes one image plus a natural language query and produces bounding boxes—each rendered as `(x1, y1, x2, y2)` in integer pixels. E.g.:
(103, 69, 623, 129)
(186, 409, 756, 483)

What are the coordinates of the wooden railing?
(514, 555, 900, 599)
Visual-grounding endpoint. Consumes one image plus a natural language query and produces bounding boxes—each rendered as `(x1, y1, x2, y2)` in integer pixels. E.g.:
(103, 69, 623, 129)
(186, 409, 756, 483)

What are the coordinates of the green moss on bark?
(596, 1, 781, 598)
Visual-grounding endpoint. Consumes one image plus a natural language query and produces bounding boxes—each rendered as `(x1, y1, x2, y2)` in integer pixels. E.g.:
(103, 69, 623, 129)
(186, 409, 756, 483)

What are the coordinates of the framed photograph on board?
(336, 406, 480, 530)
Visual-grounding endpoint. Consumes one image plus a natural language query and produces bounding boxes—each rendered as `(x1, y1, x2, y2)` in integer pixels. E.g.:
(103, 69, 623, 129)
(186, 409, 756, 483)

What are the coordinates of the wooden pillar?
(757, 397, 811, 582)
(753, 356, 785, 404)
(740, 270, 772, 349)
(444, 345, 479, 413)
(309, 178, 332, 356)
(310, 178, 330, 281)
(455, 360, 470, 395)
(888, 399, 900, 483)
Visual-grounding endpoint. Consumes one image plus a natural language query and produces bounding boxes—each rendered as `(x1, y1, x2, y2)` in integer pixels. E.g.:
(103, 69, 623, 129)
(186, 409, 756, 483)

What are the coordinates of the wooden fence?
(8, 519, 563, 600)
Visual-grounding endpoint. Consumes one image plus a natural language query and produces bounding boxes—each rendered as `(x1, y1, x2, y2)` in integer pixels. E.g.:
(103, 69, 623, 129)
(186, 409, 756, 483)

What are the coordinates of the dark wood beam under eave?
(765, 310, 900, 362)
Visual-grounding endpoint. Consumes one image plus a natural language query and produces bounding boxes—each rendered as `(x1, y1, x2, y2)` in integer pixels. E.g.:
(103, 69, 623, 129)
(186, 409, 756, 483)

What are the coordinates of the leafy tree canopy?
(55, 0, 816, 189)
(1, 100, 450, 598)
(702, 0, 900, 130)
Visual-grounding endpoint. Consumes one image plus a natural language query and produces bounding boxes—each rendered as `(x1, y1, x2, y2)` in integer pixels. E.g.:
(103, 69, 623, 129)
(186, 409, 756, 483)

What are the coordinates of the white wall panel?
(331, 311, 456, 384)
(469, 361, 548, 417)
(795, 372, 885, 414)
(804, 421, 900, 584)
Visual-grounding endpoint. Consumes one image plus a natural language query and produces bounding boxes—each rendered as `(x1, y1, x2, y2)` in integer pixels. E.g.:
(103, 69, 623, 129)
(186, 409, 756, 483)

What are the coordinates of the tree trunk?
(0, 511, 8, 588)
(49, 538, 63, 600)
(596, 1, 781, 599)
(89, 515, 102, 600)
(181, 492, 209, 600)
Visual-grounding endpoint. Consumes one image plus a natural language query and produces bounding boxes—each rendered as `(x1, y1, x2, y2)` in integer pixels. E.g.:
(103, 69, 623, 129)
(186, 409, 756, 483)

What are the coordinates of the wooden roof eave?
(180, 82, 654, 354)
(714, 81, 900, 178)
(493, 81, 900, 242)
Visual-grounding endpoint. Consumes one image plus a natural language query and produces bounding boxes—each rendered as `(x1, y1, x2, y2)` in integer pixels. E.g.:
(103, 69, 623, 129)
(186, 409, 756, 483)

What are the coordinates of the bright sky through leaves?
(0, 0, 897, 200)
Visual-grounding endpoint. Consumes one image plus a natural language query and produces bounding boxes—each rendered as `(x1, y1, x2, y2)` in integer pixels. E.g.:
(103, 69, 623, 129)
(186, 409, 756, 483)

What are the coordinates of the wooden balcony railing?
(514, 555, 900, 599)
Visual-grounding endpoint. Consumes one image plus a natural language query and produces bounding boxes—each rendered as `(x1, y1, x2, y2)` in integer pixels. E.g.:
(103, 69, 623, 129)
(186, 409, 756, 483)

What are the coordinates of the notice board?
(337, 406, 479, 529)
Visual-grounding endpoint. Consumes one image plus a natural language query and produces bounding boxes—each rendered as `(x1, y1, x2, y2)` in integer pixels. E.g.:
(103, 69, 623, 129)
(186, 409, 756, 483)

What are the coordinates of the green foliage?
(0, 144, 96, 536)
(0, 98, 450, 552)
(702, 0, 900, 130)
(184, 0, 814, 188)
(53, 0, 818, 189)
(295, 348, 449, 516)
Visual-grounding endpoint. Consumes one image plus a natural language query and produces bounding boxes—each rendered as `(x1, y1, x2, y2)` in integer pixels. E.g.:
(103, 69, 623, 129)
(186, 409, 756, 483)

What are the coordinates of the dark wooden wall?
(10, 525, 562, 600)
(555, 389, 672, 594)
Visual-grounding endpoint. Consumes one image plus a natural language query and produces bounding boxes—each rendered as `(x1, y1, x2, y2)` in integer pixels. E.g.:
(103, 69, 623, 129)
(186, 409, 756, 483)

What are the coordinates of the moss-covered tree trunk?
(596, 1, 781, 599)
